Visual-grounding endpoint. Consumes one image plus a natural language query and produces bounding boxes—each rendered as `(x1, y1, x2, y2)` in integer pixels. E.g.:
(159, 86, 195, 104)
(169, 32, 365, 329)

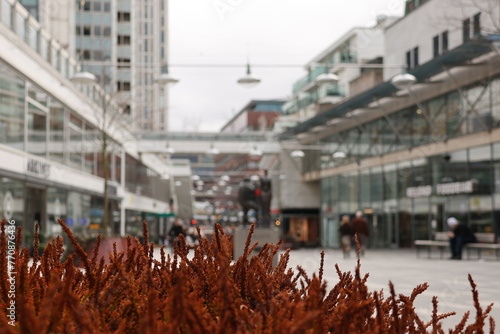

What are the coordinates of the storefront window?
(492, 143, 500, 236)
(468, 145, 493, 232)
(321, 176, 338, 248)
(491, 77, 500, 127)
(427, 94, 447, 141)
(397, 159, 413, 202)
(370, 166, 383, 204)
(47, 187, 67, 237)
(383, 163, 399, 248)
(27, 110, 47, 157)
(359, 169, 370, 208)
(412, 197, 430, 240)
(66, 191, 91, 235)
(383, 163, 398, 201)
(49, 101, 65, 164)
(125, 210, 143, 237)
(69, 114, 83, 170)
(0, 69, 24, 150)
(84, 122, 98, 174)
(126, 155, 152, 197)
(396, 108, 413, 150)
(465, 84, 491, 133)
(447, 91, 466, 138)
(412, 105, 429, 146)
(337, 173, 350, 214)
(347, 170, 359, 213)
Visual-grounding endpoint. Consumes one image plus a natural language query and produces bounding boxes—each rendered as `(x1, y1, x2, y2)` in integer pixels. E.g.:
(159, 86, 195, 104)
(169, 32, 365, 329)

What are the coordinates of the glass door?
(24, 185, 47, 246)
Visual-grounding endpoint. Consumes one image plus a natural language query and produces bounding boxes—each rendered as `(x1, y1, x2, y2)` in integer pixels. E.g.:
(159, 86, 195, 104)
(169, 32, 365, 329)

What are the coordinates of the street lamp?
(249, 145, 263, 157)
(391, 73, 417, 90)
(207, 144, 220, 155)
(71, 71, 98, 84)
(315, 73, 339, 85)
(165, 142, 176, 154)
(237, 63, 261, 88)
(290, 150, 305, 158)
(156, 65, 179, 86)
(332, 151, 346, 160)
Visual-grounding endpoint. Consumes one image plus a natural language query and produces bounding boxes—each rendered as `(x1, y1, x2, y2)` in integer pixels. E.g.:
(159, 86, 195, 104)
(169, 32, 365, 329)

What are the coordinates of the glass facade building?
(0, 1, 173, 245)
(309, 75, 500, 248)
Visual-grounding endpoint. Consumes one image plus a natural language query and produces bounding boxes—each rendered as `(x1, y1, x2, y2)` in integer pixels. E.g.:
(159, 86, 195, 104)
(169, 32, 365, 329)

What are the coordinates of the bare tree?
(79, 77, 135, 238)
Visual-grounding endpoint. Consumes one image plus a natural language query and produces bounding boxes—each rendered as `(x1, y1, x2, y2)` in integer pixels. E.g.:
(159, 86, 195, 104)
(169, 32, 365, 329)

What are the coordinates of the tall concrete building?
(20, 0, 172, 131)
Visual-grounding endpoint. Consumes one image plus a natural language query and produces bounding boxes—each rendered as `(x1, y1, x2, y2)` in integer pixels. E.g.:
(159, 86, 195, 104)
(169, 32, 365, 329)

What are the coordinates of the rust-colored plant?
(0, 219, 495, 333)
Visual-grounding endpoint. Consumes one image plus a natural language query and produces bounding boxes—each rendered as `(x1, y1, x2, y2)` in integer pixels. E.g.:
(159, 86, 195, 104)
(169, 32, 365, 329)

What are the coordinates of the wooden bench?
(464, 233, 500, 260)
(415, 232, 500, 260)
(415, 232, 449, 259)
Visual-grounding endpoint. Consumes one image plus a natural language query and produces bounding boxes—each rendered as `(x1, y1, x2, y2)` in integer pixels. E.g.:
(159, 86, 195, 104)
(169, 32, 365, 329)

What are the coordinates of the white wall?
(279, 151, 320, 209)
(384, 0, 500, 80)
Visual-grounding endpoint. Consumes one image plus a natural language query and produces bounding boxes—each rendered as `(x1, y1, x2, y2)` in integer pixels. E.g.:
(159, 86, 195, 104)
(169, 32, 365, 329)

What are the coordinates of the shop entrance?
(430, 202, 446, 233)
(25, 185, 47, 245)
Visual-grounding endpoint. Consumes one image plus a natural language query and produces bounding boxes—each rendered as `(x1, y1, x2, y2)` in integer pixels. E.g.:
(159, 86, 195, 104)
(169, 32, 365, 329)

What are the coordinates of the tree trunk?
(102, 135, 109, 238)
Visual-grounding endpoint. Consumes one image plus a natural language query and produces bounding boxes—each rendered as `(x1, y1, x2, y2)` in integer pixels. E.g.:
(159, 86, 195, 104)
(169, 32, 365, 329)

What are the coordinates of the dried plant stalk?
(0, 220, 495, 333)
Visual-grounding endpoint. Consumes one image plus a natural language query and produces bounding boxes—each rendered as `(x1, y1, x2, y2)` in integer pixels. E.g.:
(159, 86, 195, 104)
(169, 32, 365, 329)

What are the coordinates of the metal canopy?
(280, 36, 496, 139)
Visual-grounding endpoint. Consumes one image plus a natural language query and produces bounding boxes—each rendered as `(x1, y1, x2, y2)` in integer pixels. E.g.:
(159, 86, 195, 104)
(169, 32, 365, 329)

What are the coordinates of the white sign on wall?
(406, 180, 476, 198)
(3, 191, 14, 220)
(406, 185, 432, 198)
(436, 180, 474, 195)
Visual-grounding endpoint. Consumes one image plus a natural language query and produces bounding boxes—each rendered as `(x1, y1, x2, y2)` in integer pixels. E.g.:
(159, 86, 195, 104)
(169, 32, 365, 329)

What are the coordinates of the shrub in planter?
(0, 219, 496, 333)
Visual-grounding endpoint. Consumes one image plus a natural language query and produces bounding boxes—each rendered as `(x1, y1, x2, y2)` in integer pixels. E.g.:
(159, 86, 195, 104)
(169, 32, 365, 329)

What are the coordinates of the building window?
(473, 13, 481, 36)
(103, 2, 111, 12)
(82, 50, 91, 60)
(413, 47, 419, 67)
(117, 58, 130, 69)
(94, 26, 101, 36)
(406, 51, 411, 70)
(117, 81, 131, 91)
(78, 1, 91, 11)
(117, 12, 131, 22)
(442, 31, 448, 52)
(103, 27, 111, 36)
(92, 2, 101, 11)
(83, 25, 91, 36)
(92, 50, 104, 60)
(463, 18, 471, 42)
(117, 35, 131, 45)
(433, 35, 439, 58)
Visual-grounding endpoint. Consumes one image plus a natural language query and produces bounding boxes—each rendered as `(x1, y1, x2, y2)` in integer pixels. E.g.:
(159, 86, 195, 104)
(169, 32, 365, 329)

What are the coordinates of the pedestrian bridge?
(135, 131, 282, 155)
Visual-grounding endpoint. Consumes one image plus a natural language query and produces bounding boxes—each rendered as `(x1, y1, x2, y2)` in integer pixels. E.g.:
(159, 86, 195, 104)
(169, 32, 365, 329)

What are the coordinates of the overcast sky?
(168, 0, 405, 132)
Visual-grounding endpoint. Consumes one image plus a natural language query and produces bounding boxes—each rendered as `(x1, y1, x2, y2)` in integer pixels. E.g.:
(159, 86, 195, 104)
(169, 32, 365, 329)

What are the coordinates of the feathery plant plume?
(0, 219, 495, 333)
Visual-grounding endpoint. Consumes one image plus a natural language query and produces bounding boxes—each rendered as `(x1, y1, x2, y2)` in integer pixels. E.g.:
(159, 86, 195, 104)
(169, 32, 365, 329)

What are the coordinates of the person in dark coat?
(350, 210, 369, 255)
(338, 215, 353, 258)
(168, 219, 185, 247)
(447, 217, 476, 260)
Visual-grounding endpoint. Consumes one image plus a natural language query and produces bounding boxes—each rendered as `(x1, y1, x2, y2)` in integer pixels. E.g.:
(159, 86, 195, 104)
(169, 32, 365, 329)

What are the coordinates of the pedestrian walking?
(350, 210, 369, 255)
(338, 215, 353, 258)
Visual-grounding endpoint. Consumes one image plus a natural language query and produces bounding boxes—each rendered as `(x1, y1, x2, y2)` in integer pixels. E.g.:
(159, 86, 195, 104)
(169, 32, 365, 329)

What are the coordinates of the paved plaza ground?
(285, 247, 500, 331)
(156, 245, 499, 331)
